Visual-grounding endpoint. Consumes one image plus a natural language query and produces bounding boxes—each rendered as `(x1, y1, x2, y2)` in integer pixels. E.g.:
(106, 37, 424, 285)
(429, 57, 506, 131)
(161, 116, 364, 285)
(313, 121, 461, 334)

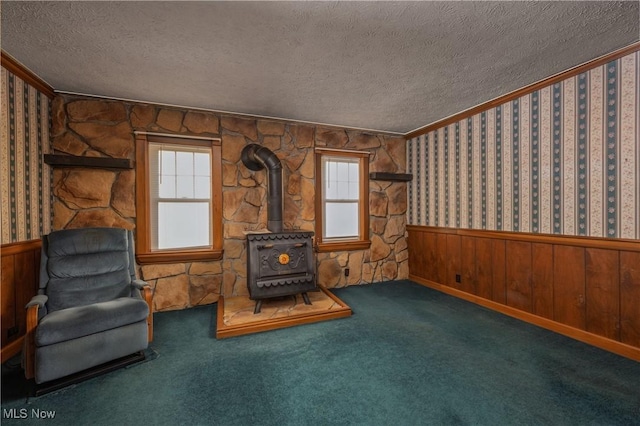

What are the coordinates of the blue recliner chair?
(23, 227, 153, 386)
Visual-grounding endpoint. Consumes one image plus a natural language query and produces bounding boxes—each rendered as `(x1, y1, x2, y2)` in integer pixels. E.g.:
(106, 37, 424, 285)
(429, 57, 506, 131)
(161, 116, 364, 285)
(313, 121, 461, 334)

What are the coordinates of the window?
(315, 148, 370, 252)
(135, 133, 223, 263)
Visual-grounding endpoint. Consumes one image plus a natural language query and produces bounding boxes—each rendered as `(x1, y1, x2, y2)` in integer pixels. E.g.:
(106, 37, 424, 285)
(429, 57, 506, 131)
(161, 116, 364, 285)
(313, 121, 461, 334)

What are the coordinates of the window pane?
(349, 163, 359, 197)
(194, 176, 210, 199)
(156, 202, 210, 249)
(348, 181, 359, 199)
(324, 157, 359, 201)
(337, 172, 349, 199)
(324, 162, 338, 200)
(337, 161, 349, 182)
(325, 202, 358, 238)
(325, 182, 338, 200)
(176, 175, 193, 198)
(194, 152, 210, 176)
(159, 175, 176, 198)
(176, 151, 193, 174)
(160, 150, 176, 175)
(157, 149, 177, 198)
(328, 160, 337, 180)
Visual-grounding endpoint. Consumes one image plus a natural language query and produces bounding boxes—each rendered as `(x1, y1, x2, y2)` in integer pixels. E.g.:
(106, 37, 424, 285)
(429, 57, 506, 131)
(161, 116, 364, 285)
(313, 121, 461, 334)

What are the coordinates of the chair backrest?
(40, 227, 136, 312)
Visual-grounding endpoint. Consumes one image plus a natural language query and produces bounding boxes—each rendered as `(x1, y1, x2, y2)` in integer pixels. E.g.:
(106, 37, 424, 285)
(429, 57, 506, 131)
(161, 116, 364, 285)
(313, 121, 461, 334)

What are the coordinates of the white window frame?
(135, 132, 223, 264)
(315, 148, 371, 252)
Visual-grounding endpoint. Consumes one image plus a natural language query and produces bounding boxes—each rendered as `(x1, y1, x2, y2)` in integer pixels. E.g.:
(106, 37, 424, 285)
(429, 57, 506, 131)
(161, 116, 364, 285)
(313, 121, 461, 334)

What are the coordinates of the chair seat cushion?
(35, 297, 149, 347)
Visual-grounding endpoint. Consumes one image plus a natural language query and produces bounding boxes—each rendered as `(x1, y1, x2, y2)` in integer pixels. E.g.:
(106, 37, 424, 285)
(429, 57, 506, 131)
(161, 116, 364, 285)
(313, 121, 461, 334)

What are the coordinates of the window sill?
(315, 240, 371, 253)
(136, 249, 223, 264)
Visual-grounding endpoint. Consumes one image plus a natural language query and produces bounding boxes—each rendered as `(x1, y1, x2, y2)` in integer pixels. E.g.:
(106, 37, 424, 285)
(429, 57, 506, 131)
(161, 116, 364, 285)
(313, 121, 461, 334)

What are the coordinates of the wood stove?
(246, 231, 316, 314)
(241, 144, 317, 314)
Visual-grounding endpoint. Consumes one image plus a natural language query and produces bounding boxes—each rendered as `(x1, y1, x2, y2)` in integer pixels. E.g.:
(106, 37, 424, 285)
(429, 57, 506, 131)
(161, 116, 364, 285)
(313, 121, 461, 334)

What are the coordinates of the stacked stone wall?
(51, 95, 408, 311)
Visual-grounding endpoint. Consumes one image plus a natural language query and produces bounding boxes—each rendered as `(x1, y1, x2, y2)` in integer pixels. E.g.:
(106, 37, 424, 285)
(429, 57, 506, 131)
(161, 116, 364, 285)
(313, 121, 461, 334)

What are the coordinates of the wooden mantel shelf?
(44, 154, 133, 170)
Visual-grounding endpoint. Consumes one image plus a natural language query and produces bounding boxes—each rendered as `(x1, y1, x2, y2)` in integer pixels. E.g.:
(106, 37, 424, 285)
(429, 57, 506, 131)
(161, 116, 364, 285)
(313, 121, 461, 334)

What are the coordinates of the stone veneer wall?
(50, 94, 408, 311)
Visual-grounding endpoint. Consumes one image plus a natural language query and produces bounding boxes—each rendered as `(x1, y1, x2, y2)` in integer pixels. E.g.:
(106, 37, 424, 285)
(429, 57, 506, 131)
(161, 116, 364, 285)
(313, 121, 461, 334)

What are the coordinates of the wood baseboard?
(410, 274, 640, 362)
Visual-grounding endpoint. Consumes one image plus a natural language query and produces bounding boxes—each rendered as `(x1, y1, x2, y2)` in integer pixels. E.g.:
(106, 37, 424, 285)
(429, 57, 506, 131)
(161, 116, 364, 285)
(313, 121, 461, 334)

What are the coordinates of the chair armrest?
(26, 294, 48, 309)
(131, 280, 154, 343)
(26, 295, 48, 320)
(23, 301, 43, 380)
(131, 279, 148, 290)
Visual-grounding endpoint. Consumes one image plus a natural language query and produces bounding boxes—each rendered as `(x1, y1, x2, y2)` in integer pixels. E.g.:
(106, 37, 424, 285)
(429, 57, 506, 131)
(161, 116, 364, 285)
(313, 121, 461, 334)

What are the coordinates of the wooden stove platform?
(216, 286, 352, 339)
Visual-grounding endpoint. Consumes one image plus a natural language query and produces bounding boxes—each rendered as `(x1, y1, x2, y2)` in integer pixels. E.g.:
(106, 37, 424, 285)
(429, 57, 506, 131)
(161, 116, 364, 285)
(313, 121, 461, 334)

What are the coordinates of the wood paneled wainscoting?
(1, 240, 41, 363)
(407, 226, 640, 361)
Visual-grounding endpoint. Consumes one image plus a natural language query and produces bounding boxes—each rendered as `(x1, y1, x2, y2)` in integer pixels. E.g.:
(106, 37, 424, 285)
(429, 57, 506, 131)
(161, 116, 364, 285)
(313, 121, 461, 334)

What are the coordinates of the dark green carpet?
(2, 280, 639, 425)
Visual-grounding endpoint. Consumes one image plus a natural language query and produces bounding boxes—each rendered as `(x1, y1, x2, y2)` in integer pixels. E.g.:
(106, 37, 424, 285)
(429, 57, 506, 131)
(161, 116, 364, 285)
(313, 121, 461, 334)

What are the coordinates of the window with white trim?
(149, 143, 212, 250)
(135, 133, 223, 263)
(315, 148, 370, 252)
(322, 155, 360, 239)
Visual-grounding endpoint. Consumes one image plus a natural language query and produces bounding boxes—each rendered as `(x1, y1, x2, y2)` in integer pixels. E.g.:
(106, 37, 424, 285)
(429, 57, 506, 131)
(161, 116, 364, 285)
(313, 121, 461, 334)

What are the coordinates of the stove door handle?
(258, 242, 307, 249)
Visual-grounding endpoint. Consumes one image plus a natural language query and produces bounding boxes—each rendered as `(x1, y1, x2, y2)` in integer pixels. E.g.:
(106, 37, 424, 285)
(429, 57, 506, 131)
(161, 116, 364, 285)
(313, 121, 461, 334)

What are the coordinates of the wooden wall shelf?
(44, 154, 133, 170)
(369, 172, 413, 182)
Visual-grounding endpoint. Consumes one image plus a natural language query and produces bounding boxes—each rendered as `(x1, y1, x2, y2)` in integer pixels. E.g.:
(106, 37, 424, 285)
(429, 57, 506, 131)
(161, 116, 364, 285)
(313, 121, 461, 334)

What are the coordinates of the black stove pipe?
(241, 144, 283, 233)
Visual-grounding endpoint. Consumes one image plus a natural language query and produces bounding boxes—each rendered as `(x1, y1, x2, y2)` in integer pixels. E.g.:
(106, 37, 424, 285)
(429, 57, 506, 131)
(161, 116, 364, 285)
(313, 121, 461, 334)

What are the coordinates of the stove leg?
(301, 292, 312, 305)
(254, 300, 263, 314)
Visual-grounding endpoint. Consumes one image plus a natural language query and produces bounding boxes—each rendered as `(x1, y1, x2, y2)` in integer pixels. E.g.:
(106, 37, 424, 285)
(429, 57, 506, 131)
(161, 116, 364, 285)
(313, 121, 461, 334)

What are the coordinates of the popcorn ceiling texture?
(2, 2, 638, 133)
(51, 95, 408, 311)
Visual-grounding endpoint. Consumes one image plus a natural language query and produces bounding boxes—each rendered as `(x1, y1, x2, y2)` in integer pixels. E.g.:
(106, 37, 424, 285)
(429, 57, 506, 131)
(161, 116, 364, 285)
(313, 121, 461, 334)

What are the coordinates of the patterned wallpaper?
(407, 50, 639, 239)
(1, 67, 52, 244)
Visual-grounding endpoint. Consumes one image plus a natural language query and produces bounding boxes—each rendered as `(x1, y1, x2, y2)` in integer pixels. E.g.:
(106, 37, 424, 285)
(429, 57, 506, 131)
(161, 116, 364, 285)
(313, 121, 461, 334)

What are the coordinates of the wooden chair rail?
(406, 225, 640, 252)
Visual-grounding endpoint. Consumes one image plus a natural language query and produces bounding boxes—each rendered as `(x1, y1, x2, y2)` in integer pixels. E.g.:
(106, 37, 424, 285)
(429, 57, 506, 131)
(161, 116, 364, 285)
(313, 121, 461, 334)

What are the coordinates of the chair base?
(34, 351, 145, 396)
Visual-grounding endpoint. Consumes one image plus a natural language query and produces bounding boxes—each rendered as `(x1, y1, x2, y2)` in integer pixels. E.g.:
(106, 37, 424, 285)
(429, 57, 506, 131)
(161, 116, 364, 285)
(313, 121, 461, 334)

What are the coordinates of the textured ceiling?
(2, 1, 638, 134)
